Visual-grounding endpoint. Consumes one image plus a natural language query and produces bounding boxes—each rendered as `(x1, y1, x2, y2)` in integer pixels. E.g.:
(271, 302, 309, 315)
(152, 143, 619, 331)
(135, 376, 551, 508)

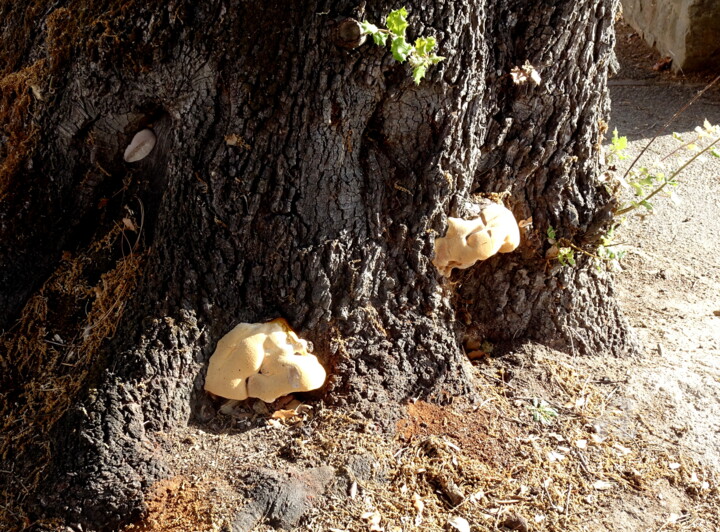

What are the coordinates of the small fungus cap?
(433, 203, 520, 276)
(123, 128, 156, 162)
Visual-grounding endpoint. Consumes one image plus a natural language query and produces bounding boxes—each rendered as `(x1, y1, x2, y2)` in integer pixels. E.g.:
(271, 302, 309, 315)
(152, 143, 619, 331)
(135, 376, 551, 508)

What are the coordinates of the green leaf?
(609, 128, 628, 161)
(360, 21, 380, 35)
(527, 399, 559, 425)
(546, 226, 557, 241)
(414, 36, 436, 56)
(412, 64, 427, 84)
(360, 21, 388, 46)
(611, 128, 627, 151)
(558, 247, 575, 267)
(361, 7, 445, 83)
(372, 32, 388, 46)
(391, 35, 413, 62)
(711, 147, 720, 158)
(630, 182, 644, 195)
(386, 7, 409, 36)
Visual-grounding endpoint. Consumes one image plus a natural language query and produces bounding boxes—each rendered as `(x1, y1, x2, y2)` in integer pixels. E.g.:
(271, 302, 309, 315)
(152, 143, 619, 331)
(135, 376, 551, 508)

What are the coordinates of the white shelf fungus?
(433, 203, 520, 276)
(204, 318, 326, 403)
(123, 128, 156, 162)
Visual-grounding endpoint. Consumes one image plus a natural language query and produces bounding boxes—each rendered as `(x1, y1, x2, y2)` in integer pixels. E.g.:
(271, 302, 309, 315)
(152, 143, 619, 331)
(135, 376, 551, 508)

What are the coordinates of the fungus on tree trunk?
(204, 319, 326, 402)
(433, 202, 520, 276)
(0, 0, 637, 529)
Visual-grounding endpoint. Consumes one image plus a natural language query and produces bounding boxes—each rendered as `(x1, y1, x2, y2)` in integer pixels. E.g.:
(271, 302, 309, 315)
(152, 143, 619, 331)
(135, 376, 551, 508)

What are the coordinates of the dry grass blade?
(0, 221, 145, 528)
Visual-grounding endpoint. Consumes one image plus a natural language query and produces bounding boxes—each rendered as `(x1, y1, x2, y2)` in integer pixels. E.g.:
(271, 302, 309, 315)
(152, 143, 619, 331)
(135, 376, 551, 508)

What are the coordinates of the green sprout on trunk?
(360, 7, 445, 84)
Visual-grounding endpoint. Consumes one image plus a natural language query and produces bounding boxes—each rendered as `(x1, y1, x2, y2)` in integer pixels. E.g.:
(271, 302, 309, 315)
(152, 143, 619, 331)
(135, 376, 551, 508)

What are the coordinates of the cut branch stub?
(332, 18, 367, 49)
(433, 203, 520, 276)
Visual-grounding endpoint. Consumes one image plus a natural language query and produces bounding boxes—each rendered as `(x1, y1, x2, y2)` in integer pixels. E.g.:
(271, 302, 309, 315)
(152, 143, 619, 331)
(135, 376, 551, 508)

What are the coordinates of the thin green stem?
(661, 134, 701, 163)
(554, 239, 601, 261)
(621, 75, 720, 182)
(565, 241, 601, 261)
(615, 136, 720, 216)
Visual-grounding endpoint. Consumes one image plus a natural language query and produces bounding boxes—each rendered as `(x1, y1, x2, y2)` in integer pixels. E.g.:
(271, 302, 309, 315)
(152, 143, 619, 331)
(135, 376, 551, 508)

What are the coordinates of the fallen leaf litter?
(129, 350, 719, 531)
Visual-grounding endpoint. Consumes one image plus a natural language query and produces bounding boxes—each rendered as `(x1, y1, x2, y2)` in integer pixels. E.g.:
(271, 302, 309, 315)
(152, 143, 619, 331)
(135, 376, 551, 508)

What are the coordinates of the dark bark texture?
(0, 0, 636, 529)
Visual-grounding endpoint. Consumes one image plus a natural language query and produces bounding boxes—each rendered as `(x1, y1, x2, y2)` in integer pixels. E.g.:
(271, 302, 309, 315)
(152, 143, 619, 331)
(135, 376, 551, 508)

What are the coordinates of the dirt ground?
(121, 21, 720, 532)
(610, 20, 720, 475)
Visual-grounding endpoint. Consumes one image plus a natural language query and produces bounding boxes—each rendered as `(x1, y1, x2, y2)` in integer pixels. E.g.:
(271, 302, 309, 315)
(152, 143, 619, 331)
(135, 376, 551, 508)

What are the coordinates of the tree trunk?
(0, 0, 636, 528)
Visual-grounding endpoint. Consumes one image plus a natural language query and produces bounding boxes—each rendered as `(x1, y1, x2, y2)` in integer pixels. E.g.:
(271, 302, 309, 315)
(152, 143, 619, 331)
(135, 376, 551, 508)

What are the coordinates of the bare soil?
(120, 21, 720, 532)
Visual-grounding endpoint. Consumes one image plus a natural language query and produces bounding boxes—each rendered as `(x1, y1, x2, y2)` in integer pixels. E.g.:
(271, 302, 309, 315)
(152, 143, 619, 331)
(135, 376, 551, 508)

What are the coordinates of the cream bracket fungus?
(433, 203, 520, 276)
(204, 318, 326, 403)
(123, 128, 156, 162)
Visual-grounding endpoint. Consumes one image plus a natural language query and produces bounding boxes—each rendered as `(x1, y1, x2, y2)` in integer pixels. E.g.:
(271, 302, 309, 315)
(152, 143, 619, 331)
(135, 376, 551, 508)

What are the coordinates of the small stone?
(500, 514, 529, 531)
(446, 516, 470, 532)
(252, 400, 270, 415)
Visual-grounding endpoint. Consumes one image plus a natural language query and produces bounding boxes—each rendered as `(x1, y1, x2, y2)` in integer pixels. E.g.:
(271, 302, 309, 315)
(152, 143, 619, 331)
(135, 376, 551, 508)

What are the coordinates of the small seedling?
(527, 398, 559, 425)
(546, 225, 577, 267)
(557, 247, 576, 267)
(596, 224, 626, 267)
(361, 7, 445, 84)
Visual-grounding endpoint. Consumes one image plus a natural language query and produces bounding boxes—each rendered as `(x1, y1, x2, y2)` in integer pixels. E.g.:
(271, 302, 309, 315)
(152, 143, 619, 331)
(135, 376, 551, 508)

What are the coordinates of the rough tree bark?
(0, 0, 636, 529)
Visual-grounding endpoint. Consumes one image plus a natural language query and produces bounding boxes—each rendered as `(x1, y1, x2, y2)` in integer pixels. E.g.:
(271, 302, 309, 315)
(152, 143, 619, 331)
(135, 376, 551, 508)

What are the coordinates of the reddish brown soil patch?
(397, 400, 517, 467)
(124, 477, 216, 532)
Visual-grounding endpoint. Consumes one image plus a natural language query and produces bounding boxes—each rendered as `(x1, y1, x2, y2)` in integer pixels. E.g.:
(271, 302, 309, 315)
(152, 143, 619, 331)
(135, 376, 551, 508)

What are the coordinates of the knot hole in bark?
(331, 18, 366, 49)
